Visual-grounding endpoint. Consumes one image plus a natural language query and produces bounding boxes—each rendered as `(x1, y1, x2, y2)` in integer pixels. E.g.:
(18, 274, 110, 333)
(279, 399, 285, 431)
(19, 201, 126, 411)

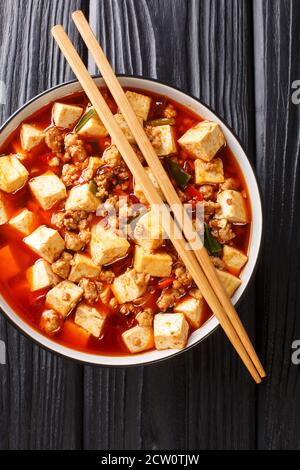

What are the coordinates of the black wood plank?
(85, 0, 256, 450)
(253, 0, 300, 450)
(0, 0, 89, 450)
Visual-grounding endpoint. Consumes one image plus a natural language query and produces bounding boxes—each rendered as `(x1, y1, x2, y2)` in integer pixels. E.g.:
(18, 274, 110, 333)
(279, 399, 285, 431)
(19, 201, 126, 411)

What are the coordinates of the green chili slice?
(75, 108, 96, 132)
(204, 223, 222, 256)
(166, 160, 191, 189)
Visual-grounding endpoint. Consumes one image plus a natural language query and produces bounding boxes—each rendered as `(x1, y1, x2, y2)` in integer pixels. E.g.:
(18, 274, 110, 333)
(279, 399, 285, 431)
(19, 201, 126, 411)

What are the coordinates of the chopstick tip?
(72, 9, 84, 20)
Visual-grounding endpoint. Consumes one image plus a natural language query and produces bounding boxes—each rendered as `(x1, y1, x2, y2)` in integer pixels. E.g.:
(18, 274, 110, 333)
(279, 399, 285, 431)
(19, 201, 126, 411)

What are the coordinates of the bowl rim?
(0, 74, 263, 367)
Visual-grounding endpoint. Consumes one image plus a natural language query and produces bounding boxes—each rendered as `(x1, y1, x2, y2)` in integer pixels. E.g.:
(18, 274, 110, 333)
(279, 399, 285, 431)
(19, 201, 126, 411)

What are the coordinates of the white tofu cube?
(9, 209, 36, 235)
(112, 269, 147, 303)
(134, 167, 165, 204)
(134, 246, 172, 277)
(222, 245, 248, 273)
(122, 325, 154, 354)
(125, 90, 152, 121)
(29, 171, 67, 210)
(154, 313, 189, 350)
(26, 259, 60, 292)
(174, 296, 205, 329)
(24, 225, 65, 263)
(216, 269, 241, 297)
(195, 157, 224, 185)
(152, 125, 177, 156)
(0, 196, 8, 225)
(133, 209, 164, 251)
(20, 124, 45, 151)
(113, 113, 143, 144)
(77, 107, 108, 138)
(52, 102, 83, 129)
(69, 253, 101, 282)
(0, 155, 29, 193)
(75, 302, 107, 337)
(46, 280, 83, 318)
(65, 183, 100, 212)
(82, 157, 103, 180)
(178, 121, 225, 161)
(90, 233, 130, 266)
(217, 190, 248, 224)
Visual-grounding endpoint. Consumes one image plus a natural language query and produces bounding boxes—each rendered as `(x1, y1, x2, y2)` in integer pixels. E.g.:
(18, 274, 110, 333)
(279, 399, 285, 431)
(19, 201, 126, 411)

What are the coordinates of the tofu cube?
(0, 196, 8, 225)
(75, 302, 107, 337)
(154, 313, 189, 350)
(69, 253, 101, 282)
(133, 210, 164, 251)
(0, 155, 29, 193)
(77, 107, 108, 138)
(52, 102, 83, 129)
(222, 245, 248, 273)
(26, 259, 60, 292)
(9, 209, 36, 235)
(152, 125, 177, 156)
(29, 171, 67, 210)
(195, 157, 224, 185)
(134, 167, 165, 204)
(113, 113, 143, 144)
(65, 183, 100, 212)
(216, 269, 241, 297)
(24, 225, 65, 263)
(112, 269, 147, 303)
(90, 233, 130, 266)
(125, 90, 152, 121)
(178, 121, 225, 161)
(46, 281, 83, 318)
(20, 124, 45, 151)
(122, 325, 154, 354)
(174, 296, 205, 329)
(217, 190, 247, 224)
(134, 246, 172, 277)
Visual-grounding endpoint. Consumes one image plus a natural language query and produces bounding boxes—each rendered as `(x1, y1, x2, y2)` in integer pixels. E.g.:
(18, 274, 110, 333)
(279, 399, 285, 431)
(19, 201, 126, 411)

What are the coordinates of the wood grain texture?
(85, 0, 256, 450)
(0, 0, 89, 450)
(253, 0, 300, 450)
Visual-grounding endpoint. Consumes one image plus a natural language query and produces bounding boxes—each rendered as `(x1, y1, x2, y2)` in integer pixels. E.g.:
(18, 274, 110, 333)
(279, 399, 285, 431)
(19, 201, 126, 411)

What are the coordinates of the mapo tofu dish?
(0, 88, 250, 355)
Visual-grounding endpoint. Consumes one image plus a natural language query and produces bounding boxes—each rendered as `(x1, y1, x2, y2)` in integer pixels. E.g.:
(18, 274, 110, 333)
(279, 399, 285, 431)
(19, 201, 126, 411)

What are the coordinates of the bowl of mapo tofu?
(0, 77, 262, 366)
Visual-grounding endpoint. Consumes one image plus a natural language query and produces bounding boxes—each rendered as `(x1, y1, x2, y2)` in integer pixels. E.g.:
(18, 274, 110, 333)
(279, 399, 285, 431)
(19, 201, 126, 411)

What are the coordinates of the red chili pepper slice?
(157, 277, 174, 289)
(186, 184, 204, 201)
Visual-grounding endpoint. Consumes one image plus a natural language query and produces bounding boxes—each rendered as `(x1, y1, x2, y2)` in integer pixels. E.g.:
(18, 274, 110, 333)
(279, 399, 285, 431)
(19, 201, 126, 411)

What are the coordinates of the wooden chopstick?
(51, 24, 263, 383)
(71, 10, 266, 379)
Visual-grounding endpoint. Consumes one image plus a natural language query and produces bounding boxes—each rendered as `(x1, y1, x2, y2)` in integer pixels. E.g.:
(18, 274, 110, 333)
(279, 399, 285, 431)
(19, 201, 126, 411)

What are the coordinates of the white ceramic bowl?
(0, 76, 263, 366)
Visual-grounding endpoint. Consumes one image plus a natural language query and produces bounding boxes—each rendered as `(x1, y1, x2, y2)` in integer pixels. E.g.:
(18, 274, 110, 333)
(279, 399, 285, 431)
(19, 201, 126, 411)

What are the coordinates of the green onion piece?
(75, 108, 96, 132)
(204, 223, 222, 256)
(146, 117, 176, 127)
(88, 180, 98, 196)
(166, 160, 192, 189)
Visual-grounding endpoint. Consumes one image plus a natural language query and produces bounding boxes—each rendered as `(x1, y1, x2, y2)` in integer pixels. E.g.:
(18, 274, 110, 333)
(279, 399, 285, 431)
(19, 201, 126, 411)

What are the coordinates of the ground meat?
(172, 265, 193, 294)
(189, 288, 203, 300)
(79, 278, 104, 304)
(51, 211, 65, 229)
(209, 218, 236, 244)
(210, 256, 225, 270)
(164, 103, 177, 119)
(65, 230, 91, 251)
(102, 145, 121, 168)
(62, 163, 80, 187)
(51, 252, 73, 279)
(64, 133, 88, 162)
(99, 286, 111, 304)
(99, 270, 115, 284)
(119, 303, 138, 316)
(157, 289, 180, 312)
(45, 126, 66, 153)
(109, 297, 119, 310)
(145, 125, 162, 150)
(136, 308, 154, 327)
(94, 160, 130, 200)
(202, 200, 220, 219)
(133, 270, 150, 288)
(177, 189, 189, 203)
(94, 167, 114, 200)
(199, 185, 214, 200)
(39, 310, 63, 335)
(221, 177, 239, 191)
(60, 210, 92, 231)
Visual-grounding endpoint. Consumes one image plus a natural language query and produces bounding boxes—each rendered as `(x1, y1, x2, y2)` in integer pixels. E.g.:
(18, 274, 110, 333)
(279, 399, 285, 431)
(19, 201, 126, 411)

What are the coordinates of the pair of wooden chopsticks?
(52, 10, 266, 383)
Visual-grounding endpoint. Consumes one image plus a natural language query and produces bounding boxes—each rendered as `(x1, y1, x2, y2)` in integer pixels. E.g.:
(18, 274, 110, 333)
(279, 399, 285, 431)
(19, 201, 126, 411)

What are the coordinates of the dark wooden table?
(0, 0, 299, 450)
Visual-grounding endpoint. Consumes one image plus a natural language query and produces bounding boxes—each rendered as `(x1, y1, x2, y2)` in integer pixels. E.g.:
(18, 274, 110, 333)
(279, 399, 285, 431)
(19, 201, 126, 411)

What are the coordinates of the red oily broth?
(0, 87, 251, 355)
